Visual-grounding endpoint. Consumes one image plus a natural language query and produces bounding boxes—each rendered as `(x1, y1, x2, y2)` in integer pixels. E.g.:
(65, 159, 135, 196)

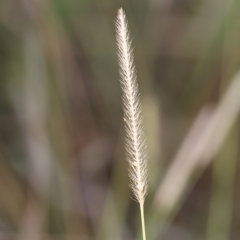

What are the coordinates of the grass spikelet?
(115, 8, 148, 240)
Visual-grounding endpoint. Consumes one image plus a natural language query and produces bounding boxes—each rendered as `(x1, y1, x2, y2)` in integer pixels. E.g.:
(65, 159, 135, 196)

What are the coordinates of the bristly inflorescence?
(115, 8, 148, 205)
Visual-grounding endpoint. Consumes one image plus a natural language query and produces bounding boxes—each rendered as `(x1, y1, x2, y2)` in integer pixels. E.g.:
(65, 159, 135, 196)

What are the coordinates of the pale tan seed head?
(115, 8, 148, 205)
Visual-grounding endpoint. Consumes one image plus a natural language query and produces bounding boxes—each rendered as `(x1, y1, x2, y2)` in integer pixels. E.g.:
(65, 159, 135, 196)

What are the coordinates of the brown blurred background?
(1, 0, 240, 239)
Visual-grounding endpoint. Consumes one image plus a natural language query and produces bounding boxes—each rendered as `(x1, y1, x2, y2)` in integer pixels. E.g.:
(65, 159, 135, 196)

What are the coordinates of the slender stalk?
(140, 203, 146, 240)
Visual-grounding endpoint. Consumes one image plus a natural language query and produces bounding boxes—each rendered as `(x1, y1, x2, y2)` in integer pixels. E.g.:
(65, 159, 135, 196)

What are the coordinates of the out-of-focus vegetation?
(1, 0, 240, 239)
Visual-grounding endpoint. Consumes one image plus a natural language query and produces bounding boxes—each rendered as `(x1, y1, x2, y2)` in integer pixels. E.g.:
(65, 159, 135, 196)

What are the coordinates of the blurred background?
(1, 0, 240, 239)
